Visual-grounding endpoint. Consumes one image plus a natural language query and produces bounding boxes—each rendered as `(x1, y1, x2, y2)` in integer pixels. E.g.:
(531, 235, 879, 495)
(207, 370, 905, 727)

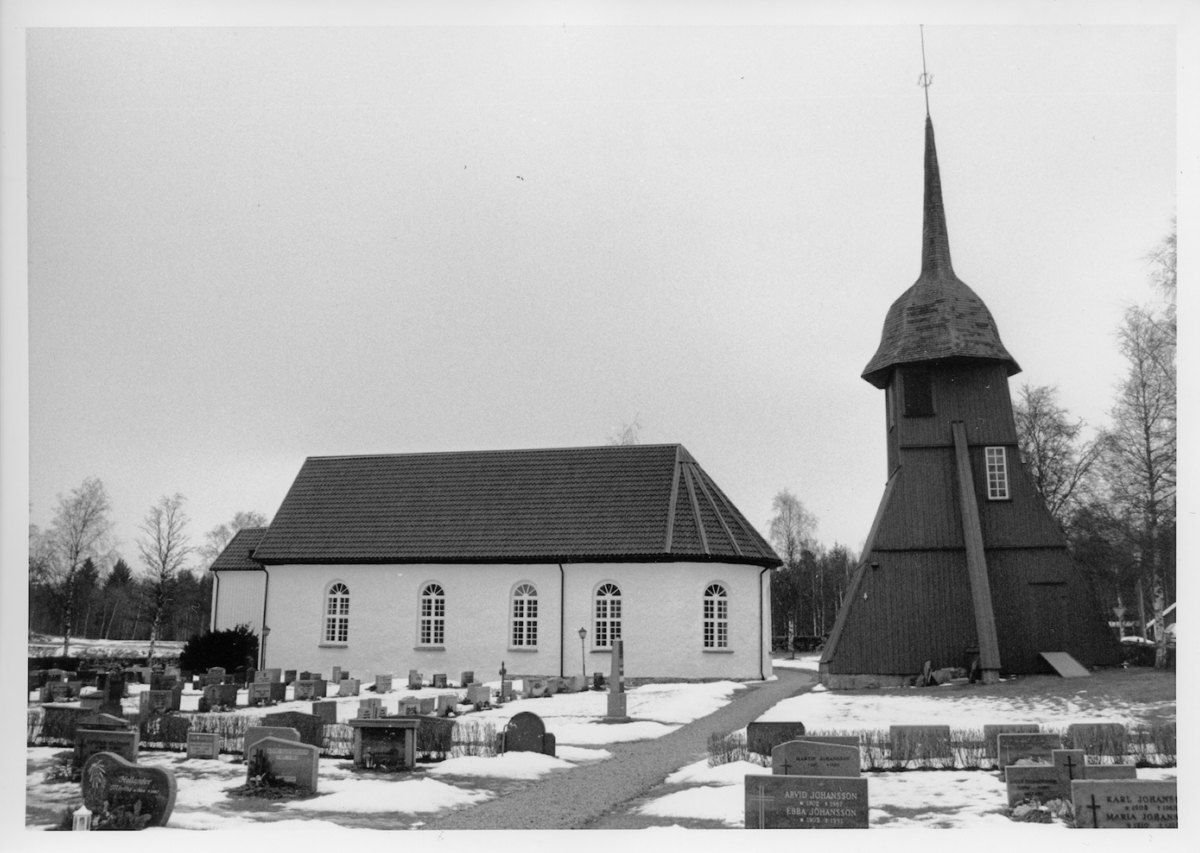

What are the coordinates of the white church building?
(209, 444, 781, 682)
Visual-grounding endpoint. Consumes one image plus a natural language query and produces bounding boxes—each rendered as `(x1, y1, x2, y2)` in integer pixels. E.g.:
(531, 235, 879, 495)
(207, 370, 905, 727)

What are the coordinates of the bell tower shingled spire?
(921, 117, 953, 276)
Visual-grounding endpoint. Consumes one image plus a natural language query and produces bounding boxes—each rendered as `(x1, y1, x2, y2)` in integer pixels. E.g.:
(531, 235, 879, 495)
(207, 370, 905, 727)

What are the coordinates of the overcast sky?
(18, 18, 1179, 566)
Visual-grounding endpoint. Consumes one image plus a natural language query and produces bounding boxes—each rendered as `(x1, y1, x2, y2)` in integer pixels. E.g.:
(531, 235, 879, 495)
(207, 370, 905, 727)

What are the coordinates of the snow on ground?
(636, 756, 1179, 829)
(283, 776, 493, 814)
(757, 688, 1168, 730)
(772, 653, 821, 672)
(426, 752, 576, 780)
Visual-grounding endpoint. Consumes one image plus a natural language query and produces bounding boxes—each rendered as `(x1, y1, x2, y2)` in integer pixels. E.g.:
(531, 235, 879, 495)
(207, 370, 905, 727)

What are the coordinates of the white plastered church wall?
(211, 570, 266, 634)
(262, 561, 771, 681)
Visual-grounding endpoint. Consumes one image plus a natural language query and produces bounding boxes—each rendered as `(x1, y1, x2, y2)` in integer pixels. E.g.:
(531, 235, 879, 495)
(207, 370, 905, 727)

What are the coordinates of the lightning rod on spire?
(918, 25, 932, 117)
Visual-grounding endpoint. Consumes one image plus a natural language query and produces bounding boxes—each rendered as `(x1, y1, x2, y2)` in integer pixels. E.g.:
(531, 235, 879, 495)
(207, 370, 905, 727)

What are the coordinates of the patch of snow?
(665, 758, 769, 787)
(283, 776, 492, 814)
(637, 784, 745, 826)
(772, 654, 821, 672)
(426, 752, 575, 779)
(554, 745, 611, 762)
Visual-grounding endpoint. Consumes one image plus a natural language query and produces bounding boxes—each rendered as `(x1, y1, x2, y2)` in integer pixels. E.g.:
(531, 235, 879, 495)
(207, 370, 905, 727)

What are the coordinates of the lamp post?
(578, 627, 587, 686)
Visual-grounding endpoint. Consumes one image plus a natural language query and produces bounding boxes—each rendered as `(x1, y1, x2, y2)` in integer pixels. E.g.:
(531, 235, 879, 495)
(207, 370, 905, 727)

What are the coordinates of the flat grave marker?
(82, 752, 176, 827)
(1071, 779, 1177, 828)
(772, 740, 860, 777)
(744, 774, 869, 829)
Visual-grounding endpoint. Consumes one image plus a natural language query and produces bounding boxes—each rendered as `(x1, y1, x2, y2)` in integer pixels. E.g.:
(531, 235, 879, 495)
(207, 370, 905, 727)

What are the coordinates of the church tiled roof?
(246, 444, 780, 567)
(209, 527, 268, 571)
(861, 117, 1021, 389)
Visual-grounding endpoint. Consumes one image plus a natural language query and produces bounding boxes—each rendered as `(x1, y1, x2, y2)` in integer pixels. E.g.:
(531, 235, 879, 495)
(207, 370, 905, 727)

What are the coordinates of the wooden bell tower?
(818, 112, 1119, 688)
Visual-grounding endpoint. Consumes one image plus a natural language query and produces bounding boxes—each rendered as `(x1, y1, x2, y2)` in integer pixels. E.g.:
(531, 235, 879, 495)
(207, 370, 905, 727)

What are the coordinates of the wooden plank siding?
(871, 452, 964, 550)
(826, 550, 978, 674)
(896, 364, 1019, 448)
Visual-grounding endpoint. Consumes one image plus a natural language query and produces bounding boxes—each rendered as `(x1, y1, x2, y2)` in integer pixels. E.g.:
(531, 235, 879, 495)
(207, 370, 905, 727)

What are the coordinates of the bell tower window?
(903, 370, 934, 417)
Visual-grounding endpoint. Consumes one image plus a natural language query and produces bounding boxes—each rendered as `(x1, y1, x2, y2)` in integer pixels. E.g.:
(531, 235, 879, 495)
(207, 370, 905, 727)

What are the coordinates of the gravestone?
(399, 696, 420, 715)
(263, 711, 325, 749)
(205, 667, 226, 685)
(259, 668, 283, 683)
(311, 701, 339, 725)
(889, 725, 953, 761)
(75, 727, 139, 767)
(744, 774, 869, 829)
(243, 726, 301, 761)
(140, 689, 178, 716)
(408, 670, 423, 690)
(337, 678, 361, 697)
(432, 673, 447, 688)
(78, 693, 103, 712)
(186, 731, 221, 759)
(607, 639, 628, 719)
(1085, 764, 1138, 781)
(374, 674, 393, 693)
(466, 685, 490, 706)
(502, 711, 555, 756)
(747, 722, 808, 756)
(500, 680, 514, 703)
(248, 682, 275, 706)
(1070, 779, 1177, 828)
(436, 694, 455, 716)
(48, 682, 73, 702)
(418, 697, 436, 715)
(1066, 723, 1127, 754)
(202, 683, 239, 709)
(331, 666, 343, 684)
(292, 679, 327, 702)
(299, 671, 314, 681)
(81, 752, 176, 827)
(284, 670, 297, 684)
(997, 732, 1063, 768)
(348, 717, 419, 770)
(459, 671, 474, 687)
(545, 678, 559, 696)
(1006, 764, 1063, 805)
(982, 724, 1040, 759)
(568, 675, 587, 693)
(1052, 749, 1086, 790)
(248, 737, 320, 794)
(772, 740, 860, 777)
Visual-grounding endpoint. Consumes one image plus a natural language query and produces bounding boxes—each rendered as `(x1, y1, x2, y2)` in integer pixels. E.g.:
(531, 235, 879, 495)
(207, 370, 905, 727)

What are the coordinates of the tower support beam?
(951, 421, 1002, 682)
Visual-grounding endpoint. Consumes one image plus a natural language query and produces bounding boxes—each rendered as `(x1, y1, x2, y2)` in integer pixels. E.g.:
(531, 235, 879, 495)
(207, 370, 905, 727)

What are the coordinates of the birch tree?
(138, 493, 193, 662)
(43, 477, 113, 655)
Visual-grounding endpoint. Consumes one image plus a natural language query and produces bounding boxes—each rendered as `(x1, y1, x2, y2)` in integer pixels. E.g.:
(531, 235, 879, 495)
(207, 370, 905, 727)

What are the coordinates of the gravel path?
(420, 667, 815, 830)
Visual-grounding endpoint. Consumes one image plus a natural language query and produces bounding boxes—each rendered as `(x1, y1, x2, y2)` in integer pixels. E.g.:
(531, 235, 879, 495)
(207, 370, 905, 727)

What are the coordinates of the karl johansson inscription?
(1091, 791, 1177, 826)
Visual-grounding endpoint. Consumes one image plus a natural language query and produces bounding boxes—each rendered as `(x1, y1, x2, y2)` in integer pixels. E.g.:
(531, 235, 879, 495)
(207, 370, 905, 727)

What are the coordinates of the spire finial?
(918, 25, 932, 117)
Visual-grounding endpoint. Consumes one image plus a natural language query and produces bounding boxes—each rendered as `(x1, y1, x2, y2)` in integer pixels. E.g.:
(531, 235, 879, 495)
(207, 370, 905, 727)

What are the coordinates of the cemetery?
(23, 651, 1175, 830)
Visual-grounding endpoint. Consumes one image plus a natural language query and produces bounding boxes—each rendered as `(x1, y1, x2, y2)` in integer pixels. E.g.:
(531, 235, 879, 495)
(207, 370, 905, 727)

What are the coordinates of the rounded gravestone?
(81, 751, 176, 827)
(504, 711, 546, 753)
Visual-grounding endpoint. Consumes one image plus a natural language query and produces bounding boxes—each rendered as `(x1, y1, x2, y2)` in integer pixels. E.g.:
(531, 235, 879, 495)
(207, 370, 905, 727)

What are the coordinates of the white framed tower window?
(324, 582, 350, 644)
(985, 446, 1010, 500)
(511, 583, 538, 647)
(593, 583, 622, 648)
(419, 583, 446, 646)
(704, 583, 729, 648)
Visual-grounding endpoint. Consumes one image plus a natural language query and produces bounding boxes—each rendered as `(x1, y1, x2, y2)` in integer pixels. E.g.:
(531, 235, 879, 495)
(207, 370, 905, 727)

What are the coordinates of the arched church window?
(510, 583, 538, 647)
(594, 583, 622, 648)
(420, 583, 445, 646)
(703, 583, 728, 648)
(324, 582, 350, 643)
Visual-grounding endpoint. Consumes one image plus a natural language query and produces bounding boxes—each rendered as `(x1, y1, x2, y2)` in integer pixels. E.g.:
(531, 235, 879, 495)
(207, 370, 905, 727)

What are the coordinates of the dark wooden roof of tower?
(861, 117, 1021, 389)
(244, 444, 780, 567)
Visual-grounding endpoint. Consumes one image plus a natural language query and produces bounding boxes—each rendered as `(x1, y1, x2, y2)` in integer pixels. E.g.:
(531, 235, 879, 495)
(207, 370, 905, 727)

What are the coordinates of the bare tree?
(768, 489, 817, 566)
(607, 414, 642, 446)
(42, 478, 114, 655)
(767, 489, 820, 641)
(137, 493, 193, 662)
(1102, 305, 1176, 668)
(198, 510, 269, 569)
(1013, 383, 1101, 528)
